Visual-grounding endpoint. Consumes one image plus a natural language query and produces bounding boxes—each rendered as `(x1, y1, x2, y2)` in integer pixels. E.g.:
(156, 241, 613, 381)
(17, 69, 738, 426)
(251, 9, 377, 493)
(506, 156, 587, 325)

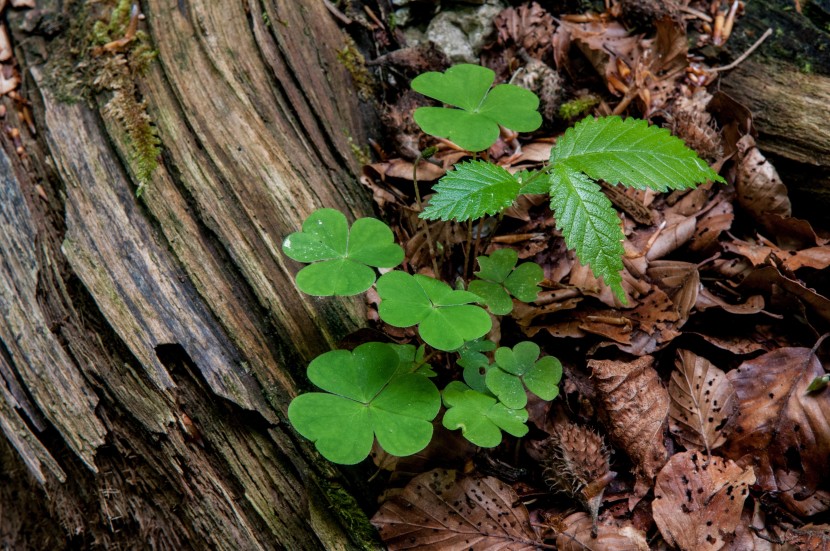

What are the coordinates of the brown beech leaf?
(372, 469, 540, 550)
(669, 350, 736, 454)
(653, 452, 755, 551)
(784, 523, 830, 549)
(740, 265, 830, 324)
(735, 134, 791, 232)
(556, 512, 649, 551)
(589, 356, 669, 493)
(724, 347, 830, 499)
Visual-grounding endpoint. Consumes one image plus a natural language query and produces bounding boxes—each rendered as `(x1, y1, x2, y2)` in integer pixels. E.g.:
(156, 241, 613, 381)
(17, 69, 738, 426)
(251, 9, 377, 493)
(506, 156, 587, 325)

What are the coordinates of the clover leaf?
(376, 272, 492, 351)
(468, 249, 543, 315)
(282, 208, 404, 296)
(441, 381, 528, 447)
(389, 343, 436, 378)
(287, 342, 440, 464)
(485, 341, 562, 409)
(411, 64, 542, 152)
(456, 338, 497, 394)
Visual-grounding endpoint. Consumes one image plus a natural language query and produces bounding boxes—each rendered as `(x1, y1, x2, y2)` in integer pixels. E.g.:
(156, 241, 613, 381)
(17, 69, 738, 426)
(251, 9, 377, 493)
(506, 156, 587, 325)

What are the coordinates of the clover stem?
(413, 152, 440, 276)
(464, 219, 474, 280)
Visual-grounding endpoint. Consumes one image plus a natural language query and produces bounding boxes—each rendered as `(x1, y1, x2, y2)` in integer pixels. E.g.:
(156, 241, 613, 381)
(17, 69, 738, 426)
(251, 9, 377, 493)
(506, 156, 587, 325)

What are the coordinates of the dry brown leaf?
(372, 469, 540, 550)
(684, 332, 769, 356)
(669, 350, 736, 454)
(730, 507, 783, 551)
(724, 347, 830, 501)
(740, 266, 830, 324)
(688, 195, 734, 254)
(781, 246, 830, 272)
(556, 512, 649, 551)
(0, 63, 19, 95)
(0, 24, 11, 62)
(784, 523, 830, 550)
(695, 287, 767, 315)
(653, 452, 755, 551)
(735, 134, 791, 232)
(589, 356, 669, 495)
(647, 260, 699, 326)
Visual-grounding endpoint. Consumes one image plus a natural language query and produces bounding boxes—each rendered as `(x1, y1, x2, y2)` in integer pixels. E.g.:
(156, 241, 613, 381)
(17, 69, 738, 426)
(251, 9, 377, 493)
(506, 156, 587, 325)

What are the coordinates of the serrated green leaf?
(288, 342, 441, 464)
(486, 342, 562, 408)
(441, 381, 528, 447)
(376, 272, 492, 351)
(420, 160, 521, 221)
(548, 165, 626, 299)
(551, 116, 724, 191)
(517, 169, 549, 195)
(412, 64, 542, 152)
(469, 249, 543, 314)
(283, 209, 404, 296)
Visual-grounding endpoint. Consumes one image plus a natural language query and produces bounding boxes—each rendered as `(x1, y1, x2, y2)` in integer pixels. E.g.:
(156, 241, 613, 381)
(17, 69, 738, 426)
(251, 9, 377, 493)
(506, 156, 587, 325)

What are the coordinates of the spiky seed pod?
(669, 92, 723, 161)
(541, 421, 615, 528)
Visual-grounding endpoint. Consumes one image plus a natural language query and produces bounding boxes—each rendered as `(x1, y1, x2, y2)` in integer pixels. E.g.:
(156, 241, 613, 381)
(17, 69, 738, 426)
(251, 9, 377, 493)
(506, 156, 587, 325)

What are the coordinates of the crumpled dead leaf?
(589, 355, 669, 499)
(724, 347, 830, 505)
(652, 451, 755, 551)
(372, 469, 540, 550)
(784, 523, 830, 549)
(556, 512, 649, 550)
(735, 134, 791, 235)
(668, 349, 736, 454)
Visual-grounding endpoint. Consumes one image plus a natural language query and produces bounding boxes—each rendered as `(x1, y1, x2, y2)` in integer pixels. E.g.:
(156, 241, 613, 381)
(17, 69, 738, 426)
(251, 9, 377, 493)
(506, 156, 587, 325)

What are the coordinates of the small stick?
(709, 28, 773, 73)
(413, 150, 441, 276)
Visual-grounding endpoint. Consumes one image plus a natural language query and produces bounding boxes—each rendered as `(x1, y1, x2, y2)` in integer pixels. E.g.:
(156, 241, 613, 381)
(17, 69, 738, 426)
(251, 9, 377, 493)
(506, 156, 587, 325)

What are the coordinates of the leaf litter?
(347, 0, 830, 548)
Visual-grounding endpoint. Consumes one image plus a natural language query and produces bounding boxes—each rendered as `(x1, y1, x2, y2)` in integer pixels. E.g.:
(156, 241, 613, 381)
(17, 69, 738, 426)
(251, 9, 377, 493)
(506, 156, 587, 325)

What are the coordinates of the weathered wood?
(1, 0, 380, 548)
(718, 0, 830, 217)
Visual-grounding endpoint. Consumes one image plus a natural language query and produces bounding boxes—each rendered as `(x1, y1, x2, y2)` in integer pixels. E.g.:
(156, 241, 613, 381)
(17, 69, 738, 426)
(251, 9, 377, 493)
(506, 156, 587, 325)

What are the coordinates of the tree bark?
(718, 0, 830, 221)
(1, 0, 380, 548)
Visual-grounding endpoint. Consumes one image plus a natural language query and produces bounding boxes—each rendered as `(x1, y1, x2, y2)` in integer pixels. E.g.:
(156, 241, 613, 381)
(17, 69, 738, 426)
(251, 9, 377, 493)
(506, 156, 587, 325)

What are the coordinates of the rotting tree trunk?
(718, 0, 830, 221)
(1, 0, 380, 549)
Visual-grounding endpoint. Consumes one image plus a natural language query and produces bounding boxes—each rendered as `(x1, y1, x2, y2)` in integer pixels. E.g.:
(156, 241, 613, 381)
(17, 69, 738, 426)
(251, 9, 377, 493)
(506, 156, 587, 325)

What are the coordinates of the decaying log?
(1, 0, 380, 548)
(718, 0, 830, 219)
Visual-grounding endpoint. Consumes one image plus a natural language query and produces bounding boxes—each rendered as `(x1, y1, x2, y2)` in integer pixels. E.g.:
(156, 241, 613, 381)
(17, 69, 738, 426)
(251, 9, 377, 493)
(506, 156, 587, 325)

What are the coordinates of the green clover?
(485, 341, 562, 409)
(456, 338, 497, 394)
(282, 208, 404, 296)
(411, 64, 542, 152)
(287, 342, 440, 464)
(442, 381, 528, 447)
(376, 272, 492, 351)
(468, 249, 544, 315)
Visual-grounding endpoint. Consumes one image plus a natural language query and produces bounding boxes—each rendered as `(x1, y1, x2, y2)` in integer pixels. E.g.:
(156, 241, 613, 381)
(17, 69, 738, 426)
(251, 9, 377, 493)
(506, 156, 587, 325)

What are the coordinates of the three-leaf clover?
(287, 342, 440, 464)
(282, 208, 404, 296)
(468, 249, 543, 315)
(485, 341, 562, 409)
(456, 338, 497, 394)
(442, 381, 528, 447)
(376, 272, 492, 351)
(411, 64, 542, 152)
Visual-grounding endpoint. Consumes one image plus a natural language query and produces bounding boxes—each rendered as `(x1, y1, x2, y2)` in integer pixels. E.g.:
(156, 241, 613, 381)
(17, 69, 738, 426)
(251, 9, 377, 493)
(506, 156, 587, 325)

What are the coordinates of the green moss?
(559, 95, 600, 119)
(336, 36, 374, 101)
(43, 0, 161, 193)
(322, 481, 380, 550)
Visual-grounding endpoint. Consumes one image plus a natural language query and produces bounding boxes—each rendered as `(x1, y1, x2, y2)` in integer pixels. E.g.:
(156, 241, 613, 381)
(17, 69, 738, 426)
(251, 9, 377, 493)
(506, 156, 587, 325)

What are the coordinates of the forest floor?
(337, 1, 830, 549)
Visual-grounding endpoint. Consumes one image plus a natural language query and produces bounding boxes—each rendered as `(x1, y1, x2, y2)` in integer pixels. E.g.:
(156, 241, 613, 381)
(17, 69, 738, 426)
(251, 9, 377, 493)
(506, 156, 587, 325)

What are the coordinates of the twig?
(413, 152, 441, 276)
(678, 5, 713, 23)
(322, 0, 353, 26)
(709, 28, 773, 73)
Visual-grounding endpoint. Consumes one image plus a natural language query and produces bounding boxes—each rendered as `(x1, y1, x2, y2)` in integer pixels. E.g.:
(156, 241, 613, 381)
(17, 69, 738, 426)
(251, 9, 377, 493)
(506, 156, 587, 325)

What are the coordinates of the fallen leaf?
(739, 266, 830, 324)
(735, 134, 791, 235)
(724, 347, 830, 501)
(653, 452, 755, 551)
(669, 350, 736, 454)
(556, 512, 649, 551)
(784, 523, 830, 549)
(0, 25, 11, 62)
(372, 469, 541, 550)
(589, 356, 669, 496)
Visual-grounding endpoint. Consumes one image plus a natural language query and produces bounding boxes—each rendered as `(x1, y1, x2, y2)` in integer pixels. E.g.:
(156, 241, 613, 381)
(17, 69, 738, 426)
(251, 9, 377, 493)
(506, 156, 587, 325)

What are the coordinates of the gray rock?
(425, 0, 505, 64)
